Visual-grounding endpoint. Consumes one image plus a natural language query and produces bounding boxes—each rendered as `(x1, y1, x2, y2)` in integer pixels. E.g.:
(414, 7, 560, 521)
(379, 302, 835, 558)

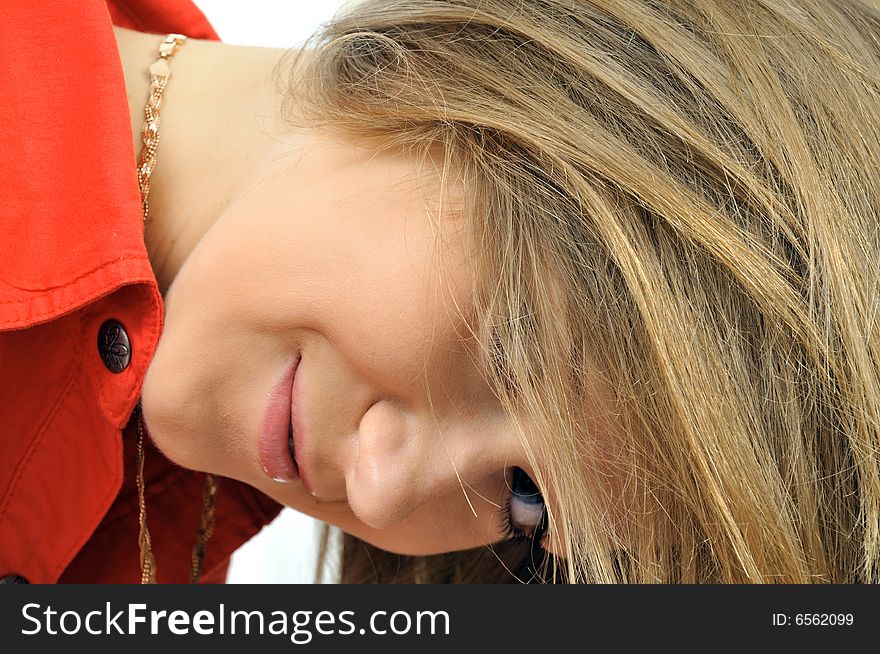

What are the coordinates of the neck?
(113, 26, 293, 296)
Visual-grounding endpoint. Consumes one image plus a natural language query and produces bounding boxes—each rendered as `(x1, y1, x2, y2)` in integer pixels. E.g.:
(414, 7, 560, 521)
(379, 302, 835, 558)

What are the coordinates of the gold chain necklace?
(134, 33, 220, 584)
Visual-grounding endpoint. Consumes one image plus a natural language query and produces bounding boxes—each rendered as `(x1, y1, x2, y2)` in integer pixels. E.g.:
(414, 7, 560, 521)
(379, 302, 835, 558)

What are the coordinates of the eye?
(500, 467, 547, 543)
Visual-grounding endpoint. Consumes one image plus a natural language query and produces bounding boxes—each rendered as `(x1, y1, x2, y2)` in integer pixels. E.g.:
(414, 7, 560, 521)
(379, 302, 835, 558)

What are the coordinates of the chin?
(141, 408, 201, 472)
(140, 370, 206, 473)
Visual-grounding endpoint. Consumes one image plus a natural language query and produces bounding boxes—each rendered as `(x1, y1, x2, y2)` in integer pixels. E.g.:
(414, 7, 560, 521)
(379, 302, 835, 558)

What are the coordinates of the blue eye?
(501, 467, 547, 543)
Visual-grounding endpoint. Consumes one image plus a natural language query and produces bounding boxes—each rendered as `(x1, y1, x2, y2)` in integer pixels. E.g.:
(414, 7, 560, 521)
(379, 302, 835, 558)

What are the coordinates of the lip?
(289, 356, 315, 496)
(258, 354, 301, 483)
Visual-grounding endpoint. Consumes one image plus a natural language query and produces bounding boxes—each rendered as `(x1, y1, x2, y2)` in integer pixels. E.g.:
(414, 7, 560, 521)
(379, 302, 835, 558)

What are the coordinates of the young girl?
(2, 0, 878, 584)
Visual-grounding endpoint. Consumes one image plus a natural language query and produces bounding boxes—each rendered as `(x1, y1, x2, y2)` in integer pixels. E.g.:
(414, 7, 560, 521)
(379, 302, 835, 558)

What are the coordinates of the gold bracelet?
(136, 33, 187, 229)
(134, 32, 221, 585)
(134, 31, 187, 586)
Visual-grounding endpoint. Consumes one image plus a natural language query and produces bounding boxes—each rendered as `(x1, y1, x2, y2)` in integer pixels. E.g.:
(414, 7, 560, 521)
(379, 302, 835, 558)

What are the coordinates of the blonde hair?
(275, 0, 880, 583)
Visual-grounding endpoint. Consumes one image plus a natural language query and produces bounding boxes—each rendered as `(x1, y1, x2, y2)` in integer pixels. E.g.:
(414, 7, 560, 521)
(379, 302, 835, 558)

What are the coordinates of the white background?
(190, 0, 356, 584)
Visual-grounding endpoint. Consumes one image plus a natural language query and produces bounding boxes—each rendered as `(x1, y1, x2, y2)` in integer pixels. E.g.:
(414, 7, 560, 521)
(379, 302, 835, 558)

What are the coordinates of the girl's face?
(141, 128, 553, 555)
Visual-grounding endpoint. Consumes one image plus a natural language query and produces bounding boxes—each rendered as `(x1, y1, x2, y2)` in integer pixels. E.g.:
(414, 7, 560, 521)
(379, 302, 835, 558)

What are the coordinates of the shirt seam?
(0, 255, 151, 306)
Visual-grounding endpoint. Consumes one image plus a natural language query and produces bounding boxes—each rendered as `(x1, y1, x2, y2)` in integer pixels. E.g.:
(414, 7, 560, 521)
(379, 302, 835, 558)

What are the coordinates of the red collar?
(0, 0, 218, 331)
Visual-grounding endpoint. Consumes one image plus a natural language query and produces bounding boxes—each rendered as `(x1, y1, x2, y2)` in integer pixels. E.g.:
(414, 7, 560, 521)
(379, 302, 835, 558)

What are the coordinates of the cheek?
(140, 229, 226, 449)
(140, 207, 292, 472)
(140, 277, 214, 470)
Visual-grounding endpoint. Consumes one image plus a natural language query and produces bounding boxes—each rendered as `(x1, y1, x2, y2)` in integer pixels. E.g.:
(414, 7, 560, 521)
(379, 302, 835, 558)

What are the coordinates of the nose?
(344, 399, 512, 530)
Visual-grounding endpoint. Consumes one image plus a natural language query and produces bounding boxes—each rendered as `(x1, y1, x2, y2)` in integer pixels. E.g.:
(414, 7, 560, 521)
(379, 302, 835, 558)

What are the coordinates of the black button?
(0, 575, 29, 584)
(97, 319, 132, 373)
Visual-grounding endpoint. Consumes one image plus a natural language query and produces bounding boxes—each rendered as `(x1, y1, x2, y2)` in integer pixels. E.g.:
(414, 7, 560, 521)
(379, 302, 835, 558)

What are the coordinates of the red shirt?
(0, 0, 282, 583)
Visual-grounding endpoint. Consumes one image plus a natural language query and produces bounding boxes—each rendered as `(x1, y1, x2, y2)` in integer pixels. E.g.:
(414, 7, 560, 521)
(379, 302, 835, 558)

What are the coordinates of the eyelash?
(500, 469, 548, 545)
